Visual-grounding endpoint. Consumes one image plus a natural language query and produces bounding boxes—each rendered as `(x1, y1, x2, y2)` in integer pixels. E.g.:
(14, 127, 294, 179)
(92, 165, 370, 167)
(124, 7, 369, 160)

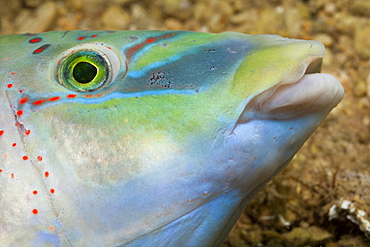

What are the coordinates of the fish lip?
(237, 57, 344, 123)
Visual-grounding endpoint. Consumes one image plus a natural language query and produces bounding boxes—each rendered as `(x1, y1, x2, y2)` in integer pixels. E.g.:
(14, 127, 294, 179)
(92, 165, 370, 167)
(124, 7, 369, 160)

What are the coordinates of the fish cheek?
(23, 114, 139, 185)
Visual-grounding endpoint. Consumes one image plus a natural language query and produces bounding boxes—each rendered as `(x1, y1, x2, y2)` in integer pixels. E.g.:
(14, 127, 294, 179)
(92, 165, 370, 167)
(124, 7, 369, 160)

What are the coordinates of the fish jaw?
(226, 35, 344, 195)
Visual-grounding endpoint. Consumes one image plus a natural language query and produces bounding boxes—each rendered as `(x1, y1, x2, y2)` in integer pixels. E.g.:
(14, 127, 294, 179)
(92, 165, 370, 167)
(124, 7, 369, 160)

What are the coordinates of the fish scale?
(0, 30, 344, 246)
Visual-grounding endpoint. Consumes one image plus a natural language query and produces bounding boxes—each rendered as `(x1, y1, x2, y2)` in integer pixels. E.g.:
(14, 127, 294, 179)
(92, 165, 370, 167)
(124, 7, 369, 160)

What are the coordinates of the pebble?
(322, 48, 333, 67)
(285, 7, 304, 37)
(283, 227, 310, 246)
(350, 0, 370, 17)
(282, 226, 333, 246)
(254, 8, 285, 35)
(313, 33, 334, 47)
(1, 17, 15, 35)
(355, 80, 367, 97)
(16, 1, 57, 34)
(284, 5, 310, 37)
(160, 0, 192, 20)
(81, 0, 106, 16)
(354, 20, 370, 59)
(194, 2, 210, 23)
(101, 5, 131, 30)
(129, 4, 159, 30)
(165, 18, 183, 30)
(324, 2, 337, 15)
(308, 226, 333, 242)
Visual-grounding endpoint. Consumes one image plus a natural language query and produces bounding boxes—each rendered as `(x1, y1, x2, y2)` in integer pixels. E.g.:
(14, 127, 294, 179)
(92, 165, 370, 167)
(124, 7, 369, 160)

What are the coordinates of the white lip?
(258, 73, 344, 118)
(238, 58, 344, 122)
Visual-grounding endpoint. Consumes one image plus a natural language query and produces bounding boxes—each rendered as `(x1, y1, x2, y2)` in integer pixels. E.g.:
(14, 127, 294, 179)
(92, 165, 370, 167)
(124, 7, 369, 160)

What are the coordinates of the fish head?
(0, 31, 343, 246)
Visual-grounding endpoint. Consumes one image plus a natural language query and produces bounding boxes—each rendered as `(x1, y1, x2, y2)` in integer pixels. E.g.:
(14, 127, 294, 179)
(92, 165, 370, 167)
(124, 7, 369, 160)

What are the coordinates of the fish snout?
(238, 57, 344, 122)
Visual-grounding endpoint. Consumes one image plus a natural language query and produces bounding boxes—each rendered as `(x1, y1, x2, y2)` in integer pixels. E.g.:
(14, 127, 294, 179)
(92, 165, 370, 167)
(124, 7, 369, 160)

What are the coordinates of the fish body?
(0, 31, 343, 246)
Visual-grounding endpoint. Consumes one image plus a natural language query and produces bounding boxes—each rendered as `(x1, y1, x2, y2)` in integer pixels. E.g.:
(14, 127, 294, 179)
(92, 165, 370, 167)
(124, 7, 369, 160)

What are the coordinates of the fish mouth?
(237, 56, 344, 123)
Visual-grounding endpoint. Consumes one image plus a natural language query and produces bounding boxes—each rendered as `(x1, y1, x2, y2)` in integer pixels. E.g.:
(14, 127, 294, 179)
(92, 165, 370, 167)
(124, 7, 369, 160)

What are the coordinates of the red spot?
(33, 44, 50, 54)
(0, 130, 3, 136)
(45, 171, 49, 177)
(10, 72, 15, 75)
(20, 98, 28, 104)
(25, 129, 31, 135)
(15, 122, 20, 127)
(12, 143, 17, 147)
(23, 156, 28, 160)
(11, 173, 14, 178)
(16, 110, 23, 116)
(67, 94, 77, 98)
(34, 48, 43, 53)
(0, 169, 2, 172)
(78, 37, 85, 40)
(19, 90, 23, 93)
(33, 190, 38, 195)
(29, 38, 42, 43)
(37, 156, 43, 161)
(50, 188, 55, 194)
(33, 99, 46, 105)
(32, 209, 38, 214)
(7, 84, 13, 88)
(48, 96, 60, 101)
(146, 38, 155, 43)
(91, 35, 97, 38)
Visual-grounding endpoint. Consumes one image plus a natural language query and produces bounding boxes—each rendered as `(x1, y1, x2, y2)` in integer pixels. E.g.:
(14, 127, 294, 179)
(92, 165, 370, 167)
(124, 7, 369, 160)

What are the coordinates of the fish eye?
(55, 44, 121, 92)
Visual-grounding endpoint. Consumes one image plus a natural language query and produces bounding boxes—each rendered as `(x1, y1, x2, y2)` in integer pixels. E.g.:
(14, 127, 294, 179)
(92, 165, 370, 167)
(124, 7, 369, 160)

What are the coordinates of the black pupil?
(73, 62, 97, 84)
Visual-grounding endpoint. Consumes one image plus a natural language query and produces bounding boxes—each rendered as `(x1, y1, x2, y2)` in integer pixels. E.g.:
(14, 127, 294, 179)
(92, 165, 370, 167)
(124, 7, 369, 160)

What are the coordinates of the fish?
(0, 30, 344, 247)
